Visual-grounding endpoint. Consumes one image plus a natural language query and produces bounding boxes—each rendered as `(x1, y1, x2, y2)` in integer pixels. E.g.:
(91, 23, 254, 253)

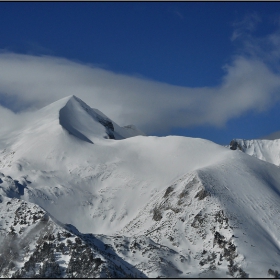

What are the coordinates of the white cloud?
(0, 49, 280, 135)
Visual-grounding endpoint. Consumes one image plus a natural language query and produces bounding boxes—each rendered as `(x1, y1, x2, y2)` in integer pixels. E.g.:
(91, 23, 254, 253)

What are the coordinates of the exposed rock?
(195, 188, 209, 200)
(229, 140, 243, 151)
(152, 207, 162, 221)
(191, 212, 206, 228)
(163, 186, 174, 198)
(268, 268, 279, 278)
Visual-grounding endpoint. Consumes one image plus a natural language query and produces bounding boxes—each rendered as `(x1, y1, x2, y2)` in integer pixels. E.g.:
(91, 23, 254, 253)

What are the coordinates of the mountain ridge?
(0, 96, 280, 278)
(230, 138, 280, 166)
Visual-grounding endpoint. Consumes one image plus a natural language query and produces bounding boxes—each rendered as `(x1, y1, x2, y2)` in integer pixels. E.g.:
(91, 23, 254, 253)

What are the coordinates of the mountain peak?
(65, 94, 86, 104)
(59, 95, 115, 143)
(33, 95, 144, 144)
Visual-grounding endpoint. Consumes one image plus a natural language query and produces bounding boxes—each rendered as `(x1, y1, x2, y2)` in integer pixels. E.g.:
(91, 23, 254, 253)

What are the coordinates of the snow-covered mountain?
(0, 95, 280, 278)
(229, 138, 280, 166)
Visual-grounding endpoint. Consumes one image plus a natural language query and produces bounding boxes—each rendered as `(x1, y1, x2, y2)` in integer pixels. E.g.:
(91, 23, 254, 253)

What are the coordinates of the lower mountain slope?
(0, 192, 146, 278)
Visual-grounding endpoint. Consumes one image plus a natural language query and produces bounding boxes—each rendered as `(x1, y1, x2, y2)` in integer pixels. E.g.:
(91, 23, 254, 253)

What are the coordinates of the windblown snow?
(0, 95, 279, 278)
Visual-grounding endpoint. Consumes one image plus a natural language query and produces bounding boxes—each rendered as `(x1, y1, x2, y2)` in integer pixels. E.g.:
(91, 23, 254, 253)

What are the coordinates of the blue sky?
(1, 2, 280, 144)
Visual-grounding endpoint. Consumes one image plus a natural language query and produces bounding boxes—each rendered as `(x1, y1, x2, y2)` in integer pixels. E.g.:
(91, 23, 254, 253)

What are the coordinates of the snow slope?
(0, 95, 232, 235)
(0, 95, 280, 278)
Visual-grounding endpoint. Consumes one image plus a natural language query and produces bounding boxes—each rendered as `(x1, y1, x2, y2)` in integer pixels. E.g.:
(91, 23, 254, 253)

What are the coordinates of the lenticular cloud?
(0, 52, 280, 134)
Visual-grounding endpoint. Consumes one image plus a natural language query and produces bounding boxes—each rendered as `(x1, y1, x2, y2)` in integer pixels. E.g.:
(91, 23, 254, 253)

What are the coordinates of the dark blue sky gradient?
(0, 2, 254, 86)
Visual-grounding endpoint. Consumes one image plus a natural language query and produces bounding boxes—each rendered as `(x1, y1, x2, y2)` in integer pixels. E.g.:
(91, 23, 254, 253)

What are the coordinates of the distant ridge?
(229, 138, 280, 166)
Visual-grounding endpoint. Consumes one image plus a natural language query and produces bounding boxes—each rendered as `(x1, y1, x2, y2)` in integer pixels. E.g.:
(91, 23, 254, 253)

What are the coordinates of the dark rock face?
(212, 231, 248, 278)
(213, 231, 226, 248)
(191, 212, 206, 229)
(229, 140, 243, 151)
(214, 210, 229, 225)
(153, 207, 162, 221)
(96, 116, 115, 140)
(268, 269, 279, 278)
(163, 186, 174, 198)
(195, 189, 209, 200)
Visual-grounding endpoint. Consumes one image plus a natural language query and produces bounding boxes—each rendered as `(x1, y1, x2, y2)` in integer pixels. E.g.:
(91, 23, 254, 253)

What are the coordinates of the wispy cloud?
(231, 13, 280, 73)
(231, 12, 262, 41)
